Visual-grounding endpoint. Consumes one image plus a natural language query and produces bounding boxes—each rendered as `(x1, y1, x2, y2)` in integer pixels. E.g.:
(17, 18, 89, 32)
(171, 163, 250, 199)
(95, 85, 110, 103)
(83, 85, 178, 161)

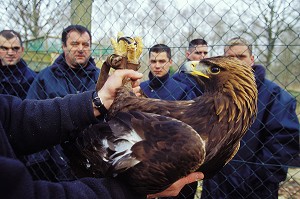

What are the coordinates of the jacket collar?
(148, 71, 170, 88)
(253, 64, 266, 89)
(0, 59, 31, 82)
(51, 54, 97, 77)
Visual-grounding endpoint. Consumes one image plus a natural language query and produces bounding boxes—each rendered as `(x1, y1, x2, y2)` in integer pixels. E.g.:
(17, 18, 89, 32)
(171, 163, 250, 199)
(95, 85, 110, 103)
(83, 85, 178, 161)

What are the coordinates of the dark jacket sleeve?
(243, 81, 299, 183)
(183, 85, 197, 100)
(4, 91, 99, 155)
(0, 156, 145, 199)
(256, 85, 299, 167)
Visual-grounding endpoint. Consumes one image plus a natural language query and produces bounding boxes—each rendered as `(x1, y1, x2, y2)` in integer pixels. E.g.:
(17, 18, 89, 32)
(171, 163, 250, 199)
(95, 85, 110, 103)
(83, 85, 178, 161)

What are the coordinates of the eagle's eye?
(209, 66, 221, 74)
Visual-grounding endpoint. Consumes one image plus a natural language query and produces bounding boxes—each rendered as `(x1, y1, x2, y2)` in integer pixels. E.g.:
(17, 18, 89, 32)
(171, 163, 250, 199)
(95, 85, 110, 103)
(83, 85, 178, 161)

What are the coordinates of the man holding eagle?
(3, 32, 296, 199)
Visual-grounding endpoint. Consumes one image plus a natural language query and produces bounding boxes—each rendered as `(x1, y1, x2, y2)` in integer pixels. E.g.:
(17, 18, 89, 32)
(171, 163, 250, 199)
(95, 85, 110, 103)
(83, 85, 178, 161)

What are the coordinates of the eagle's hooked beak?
(180, 61, 209, 79)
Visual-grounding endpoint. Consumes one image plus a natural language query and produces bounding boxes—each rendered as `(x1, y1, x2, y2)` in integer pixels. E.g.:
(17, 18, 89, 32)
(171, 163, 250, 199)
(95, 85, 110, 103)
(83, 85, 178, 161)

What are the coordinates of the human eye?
(71, 42, 79, 47)
(83, 42, 90, 47)
(12, 47, 21, 51)
(197, 51, 208, 55)
(0, 46, 9, 51)
(237, 55, 246, 60)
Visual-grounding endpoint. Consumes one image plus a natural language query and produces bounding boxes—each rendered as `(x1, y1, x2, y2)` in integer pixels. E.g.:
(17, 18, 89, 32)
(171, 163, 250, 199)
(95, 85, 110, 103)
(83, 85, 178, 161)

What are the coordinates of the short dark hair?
(61, 25, 92, 46)
(188, 38, 208, 49)
(0, 30, 23, 47)
(149, 44, 171, 60)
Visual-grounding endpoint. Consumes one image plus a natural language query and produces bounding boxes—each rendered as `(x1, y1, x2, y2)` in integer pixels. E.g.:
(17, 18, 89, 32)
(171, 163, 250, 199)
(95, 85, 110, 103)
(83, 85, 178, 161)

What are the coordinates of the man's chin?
(73, 62, 88, 68)
(2, 61, 18, 66)
(75, 58, 89, 64)
(154, 73, 164, 77)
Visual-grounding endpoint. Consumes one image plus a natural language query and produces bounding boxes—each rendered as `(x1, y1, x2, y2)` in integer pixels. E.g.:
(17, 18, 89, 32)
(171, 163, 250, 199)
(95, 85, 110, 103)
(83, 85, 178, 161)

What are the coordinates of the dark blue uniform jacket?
(27, 54, 100, 99)
(172, 71, 203, 97)
(0, 59, 36, 99)
(141, 71, 196, 100)
(0, 92, 144, 199)
(201, 65, 300, 198)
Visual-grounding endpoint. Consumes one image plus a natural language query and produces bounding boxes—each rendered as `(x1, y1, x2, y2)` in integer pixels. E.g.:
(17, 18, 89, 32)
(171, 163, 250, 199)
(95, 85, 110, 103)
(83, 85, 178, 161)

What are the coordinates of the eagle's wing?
(74, 111, 205, 194)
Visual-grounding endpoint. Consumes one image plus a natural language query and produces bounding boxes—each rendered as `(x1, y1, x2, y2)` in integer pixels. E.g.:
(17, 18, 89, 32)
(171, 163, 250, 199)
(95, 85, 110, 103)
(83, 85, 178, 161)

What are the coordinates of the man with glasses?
(0, 30, 36, 99)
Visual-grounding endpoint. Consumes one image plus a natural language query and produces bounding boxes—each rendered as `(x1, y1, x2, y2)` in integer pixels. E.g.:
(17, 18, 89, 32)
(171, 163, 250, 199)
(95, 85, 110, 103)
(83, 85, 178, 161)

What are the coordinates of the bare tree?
(233, 0, 299, 68)
(269, 27, 300, 90)
(71, 0, 93, 31)
(3, 0, 70, 41)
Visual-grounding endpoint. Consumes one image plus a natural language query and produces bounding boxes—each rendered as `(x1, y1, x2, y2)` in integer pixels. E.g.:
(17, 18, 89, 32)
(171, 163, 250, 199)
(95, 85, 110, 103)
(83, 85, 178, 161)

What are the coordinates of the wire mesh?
(1, 0, 299, 198)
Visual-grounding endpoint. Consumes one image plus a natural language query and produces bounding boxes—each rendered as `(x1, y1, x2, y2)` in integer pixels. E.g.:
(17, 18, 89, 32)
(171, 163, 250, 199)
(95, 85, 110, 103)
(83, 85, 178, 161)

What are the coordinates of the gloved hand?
(126, 36, 143, 65)
(96, 32, 143, 91)
(108, 32, 143, 71)
(110, 32, 128, 57)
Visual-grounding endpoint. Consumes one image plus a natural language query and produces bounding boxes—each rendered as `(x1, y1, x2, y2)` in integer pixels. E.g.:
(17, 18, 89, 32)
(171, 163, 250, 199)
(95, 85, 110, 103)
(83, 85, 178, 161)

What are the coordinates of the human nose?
(153, 62, 162, 69)
(5, 49, 16, 56)
(77, 44, 84, 51)
(7, 48, 16, 54)
(199, 52, 205, 56)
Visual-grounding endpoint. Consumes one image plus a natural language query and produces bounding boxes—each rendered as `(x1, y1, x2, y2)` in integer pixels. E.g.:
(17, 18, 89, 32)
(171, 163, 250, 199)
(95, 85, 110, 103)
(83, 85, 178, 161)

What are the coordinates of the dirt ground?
(278, 168, 300, 199)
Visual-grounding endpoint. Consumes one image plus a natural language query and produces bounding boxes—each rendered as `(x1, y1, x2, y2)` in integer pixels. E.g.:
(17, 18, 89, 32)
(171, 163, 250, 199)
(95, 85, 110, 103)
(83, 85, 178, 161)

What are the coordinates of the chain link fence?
(1, 0, 299, 198)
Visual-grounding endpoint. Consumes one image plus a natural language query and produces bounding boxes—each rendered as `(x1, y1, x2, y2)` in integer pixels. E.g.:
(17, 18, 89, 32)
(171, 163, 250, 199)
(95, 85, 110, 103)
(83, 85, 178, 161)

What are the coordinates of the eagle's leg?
(96, 54, 127, 91)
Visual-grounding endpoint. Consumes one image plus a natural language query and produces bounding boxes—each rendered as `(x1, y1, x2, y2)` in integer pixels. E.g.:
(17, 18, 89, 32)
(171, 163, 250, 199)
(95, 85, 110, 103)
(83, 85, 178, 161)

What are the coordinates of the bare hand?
(97, 69, 143, 110)
(132, 86, 142, 97)
(147, 172, 204, 199)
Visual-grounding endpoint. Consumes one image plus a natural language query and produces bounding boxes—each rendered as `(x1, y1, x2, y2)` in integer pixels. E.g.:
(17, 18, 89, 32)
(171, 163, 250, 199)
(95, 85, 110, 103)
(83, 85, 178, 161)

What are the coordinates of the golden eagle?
(65, 56, 258, 195)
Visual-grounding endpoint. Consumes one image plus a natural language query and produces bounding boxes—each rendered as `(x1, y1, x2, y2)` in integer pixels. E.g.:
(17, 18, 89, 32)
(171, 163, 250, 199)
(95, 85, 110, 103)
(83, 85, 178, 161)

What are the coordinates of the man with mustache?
(25, 25, 100, 182)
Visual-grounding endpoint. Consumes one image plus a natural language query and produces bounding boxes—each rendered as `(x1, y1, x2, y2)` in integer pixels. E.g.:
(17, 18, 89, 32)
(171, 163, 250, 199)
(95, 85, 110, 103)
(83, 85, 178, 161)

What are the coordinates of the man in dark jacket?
(27, 25, 99, 99)
(172, 39, 209, 97)
(0, 30, 36, 99)
(140, 44, 196, 100)
(25, 25, 100, 181)
(0, 69, 203, 199)
(163, 39, 209, 199)
(201, 37, 300, 199)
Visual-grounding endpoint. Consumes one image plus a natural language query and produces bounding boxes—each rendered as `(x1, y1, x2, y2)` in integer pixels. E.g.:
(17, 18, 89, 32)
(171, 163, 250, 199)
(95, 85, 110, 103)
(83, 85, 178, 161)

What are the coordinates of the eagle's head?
(181, 56, 258, 138)
(181, 56, 256, 95)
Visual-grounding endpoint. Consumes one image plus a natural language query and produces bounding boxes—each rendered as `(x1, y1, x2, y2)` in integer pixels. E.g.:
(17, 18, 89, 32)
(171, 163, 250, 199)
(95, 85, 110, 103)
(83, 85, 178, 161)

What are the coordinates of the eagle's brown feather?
(65, 56, 257, 195)
(107, 56, 257, 178)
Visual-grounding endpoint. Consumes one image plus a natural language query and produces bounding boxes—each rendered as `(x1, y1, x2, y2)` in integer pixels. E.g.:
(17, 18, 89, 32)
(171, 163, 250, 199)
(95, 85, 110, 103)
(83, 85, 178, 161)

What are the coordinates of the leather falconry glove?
(96, 32, 143, 91)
